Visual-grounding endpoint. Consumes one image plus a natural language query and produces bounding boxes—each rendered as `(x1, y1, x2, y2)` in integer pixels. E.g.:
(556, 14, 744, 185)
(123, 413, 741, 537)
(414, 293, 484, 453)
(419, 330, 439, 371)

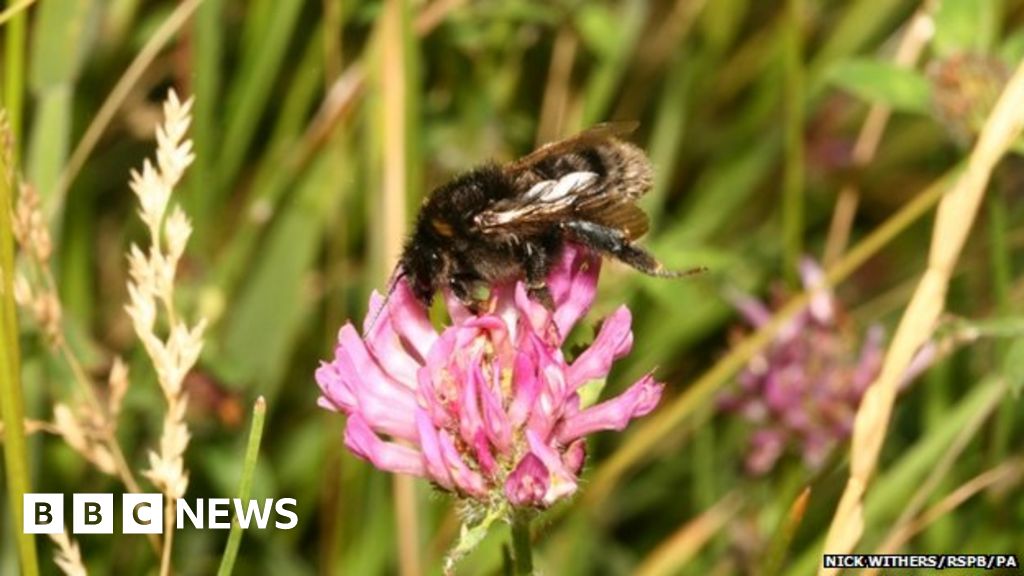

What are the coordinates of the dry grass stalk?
(126, 89, 201, 501)
(2, 404, 121, 480)
(123, 89, 203, 576)
(12, 184, 61, 345)
(378, 2, 420, 574)
(0, 418, 57, 436)
(107, 357, 129, 421)
(53, 403, 116, 475)
(535, 26, 579, 146)
(823, 3, 936, 266)
(819, 58, 1024, 572)
(298, 0, 463, 168)
(870, 457, 1023, 567)
(862, 456, 1023, 576)
(634, 492, 743, 576)
(55, 0, 204, 213)
(12, 184, 51, 267)
(49, 530, 87, 576)
(869, 376, 1006, 562)
(10, 154, 145, 500)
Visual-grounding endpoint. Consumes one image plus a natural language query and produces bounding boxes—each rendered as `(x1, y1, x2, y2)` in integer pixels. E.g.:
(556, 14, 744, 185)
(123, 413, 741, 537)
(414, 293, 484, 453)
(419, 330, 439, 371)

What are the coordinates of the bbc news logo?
(24, 494, 298, 534)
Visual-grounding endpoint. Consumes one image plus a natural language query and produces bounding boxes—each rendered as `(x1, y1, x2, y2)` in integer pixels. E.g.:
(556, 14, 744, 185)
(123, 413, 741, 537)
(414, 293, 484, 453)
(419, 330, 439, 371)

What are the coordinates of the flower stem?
(510, 515, 534, 575)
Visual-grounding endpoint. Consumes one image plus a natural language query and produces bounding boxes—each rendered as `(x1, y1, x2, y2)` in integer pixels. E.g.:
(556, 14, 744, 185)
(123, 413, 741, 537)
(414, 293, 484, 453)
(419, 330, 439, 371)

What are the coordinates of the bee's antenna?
(363, 266, 405, 337)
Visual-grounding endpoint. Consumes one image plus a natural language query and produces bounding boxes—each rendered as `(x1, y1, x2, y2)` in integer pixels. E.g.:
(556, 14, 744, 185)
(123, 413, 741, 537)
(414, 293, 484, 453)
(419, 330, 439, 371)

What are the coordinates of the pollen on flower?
(316, 245, 664, 516)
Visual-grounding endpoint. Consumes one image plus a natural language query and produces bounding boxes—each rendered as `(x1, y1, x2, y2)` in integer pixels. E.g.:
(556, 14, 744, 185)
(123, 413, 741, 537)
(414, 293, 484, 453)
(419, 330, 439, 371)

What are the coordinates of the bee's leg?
(529, 286, 555, 309)
(524, 244, 554, 309)
(563, 220, 695, 278)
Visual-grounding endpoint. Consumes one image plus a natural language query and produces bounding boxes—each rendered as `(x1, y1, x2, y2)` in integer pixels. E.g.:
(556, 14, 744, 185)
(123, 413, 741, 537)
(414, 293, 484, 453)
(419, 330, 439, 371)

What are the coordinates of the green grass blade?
(26, 86, 70, 203)
(932, 0, 1000, 56)
(217, 396, 268, 576)
(27, 0, 93, 207)
(0, 133, 39, 576)
(987, 192, 1016, 466)
(217, 152, 341, 399)
(208, 23, 325, 301)
(3, 0, 27, 159)
(644, 52, 695, 224)
(782, 0, 805, 283)
(808, 0, 914, 84)
(215, 0, 304, 200)
(189, 0, 224, 247)
(28, 0, 91, 90)
(578, 0, 647, 124)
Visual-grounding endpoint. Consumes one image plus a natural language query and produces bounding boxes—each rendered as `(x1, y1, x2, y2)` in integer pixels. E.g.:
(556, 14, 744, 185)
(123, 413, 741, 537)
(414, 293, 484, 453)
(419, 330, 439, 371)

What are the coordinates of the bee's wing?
(474, 170, 650, 240)
(508, 121, 639, 170)
(473, 173, 591, 233)
(573, 189, 650, 240)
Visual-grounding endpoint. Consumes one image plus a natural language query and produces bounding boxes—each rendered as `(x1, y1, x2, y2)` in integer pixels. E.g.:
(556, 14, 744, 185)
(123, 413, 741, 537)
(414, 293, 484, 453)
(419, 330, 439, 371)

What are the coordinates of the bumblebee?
(399, 122, 697, 311)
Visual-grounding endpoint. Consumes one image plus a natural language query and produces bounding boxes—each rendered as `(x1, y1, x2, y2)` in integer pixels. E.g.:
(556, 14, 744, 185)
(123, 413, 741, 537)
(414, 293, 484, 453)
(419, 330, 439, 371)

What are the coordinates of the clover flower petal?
(316, 245, 663, 510)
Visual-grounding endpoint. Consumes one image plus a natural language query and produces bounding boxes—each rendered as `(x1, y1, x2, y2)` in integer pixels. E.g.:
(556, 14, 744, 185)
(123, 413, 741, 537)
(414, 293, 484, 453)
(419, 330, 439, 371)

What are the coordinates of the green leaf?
(826, 58, 931, 113)
(27, 85, 71, 203)
(28, 0, 95, 208)
(1000, 28, 1024, 64)
(809, 0, 914, 77)
(948, 315, 1024, 339)
(216, 153, 340, 399)
(444, 506, 505, 575)
(932, 0, 999, 57)
(29, 0, 96, 90)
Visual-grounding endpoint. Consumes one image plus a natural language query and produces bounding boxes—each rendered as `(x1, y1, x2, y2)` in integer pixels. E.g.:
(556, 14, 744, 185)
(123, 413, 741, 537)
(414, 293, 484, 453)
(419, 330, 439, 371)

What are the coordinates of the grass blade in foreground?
(0, 119, 39, 576)
(217, 396, 267, 576)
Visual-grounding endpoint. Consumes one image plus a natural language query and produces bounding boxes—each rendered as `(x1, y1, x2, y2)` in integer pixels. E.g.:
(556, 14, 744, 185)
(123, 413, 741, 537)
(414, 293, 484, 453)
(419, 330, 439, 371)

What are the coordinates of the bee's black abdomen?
(596, 140, 652, 199)
(530, 146, 605, 180)
(512, 139, 651, 201)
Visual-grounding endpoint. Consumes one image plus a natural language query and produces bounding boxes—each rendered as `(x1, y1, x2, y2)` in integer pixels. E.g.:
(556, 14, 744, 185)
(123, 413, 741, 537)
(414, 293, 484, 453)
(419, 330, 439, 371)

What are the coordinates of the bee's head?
(400, 224, 447, 308)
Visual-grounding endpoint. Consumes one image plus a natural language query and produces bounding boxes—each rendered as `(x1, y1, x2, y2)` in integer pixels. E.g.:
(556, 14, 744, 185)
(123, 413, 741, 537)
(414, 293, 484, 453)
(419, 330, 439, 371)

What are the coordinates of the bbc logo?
(24, 494, 163, 534)
(24, 494, 298, 533)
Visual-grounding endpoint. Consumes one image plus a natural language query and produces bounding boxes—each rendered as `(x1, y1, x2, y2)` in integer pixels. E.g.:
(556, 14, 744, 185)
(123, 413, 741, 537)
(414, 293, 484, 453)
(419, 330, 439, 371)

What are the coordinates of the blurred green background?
(2, 0, 1023, 574)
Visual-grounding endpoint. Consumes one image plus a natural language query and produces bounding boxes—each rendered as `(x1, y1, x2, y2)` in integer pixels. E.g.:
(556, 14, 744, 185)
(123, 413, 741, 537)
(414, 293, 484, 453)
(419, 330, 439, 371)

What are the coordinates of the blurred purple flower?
(720, 258, 884, 475)
(316, 246, 663, 509)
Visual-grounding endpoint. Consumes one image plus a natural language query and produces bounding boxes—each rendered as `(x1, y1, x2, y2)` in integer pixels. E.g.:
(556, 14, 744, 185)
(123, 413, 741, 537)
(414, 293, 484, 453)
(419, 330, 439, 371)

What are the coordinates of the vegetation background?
(0, 0, 1022, 574)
